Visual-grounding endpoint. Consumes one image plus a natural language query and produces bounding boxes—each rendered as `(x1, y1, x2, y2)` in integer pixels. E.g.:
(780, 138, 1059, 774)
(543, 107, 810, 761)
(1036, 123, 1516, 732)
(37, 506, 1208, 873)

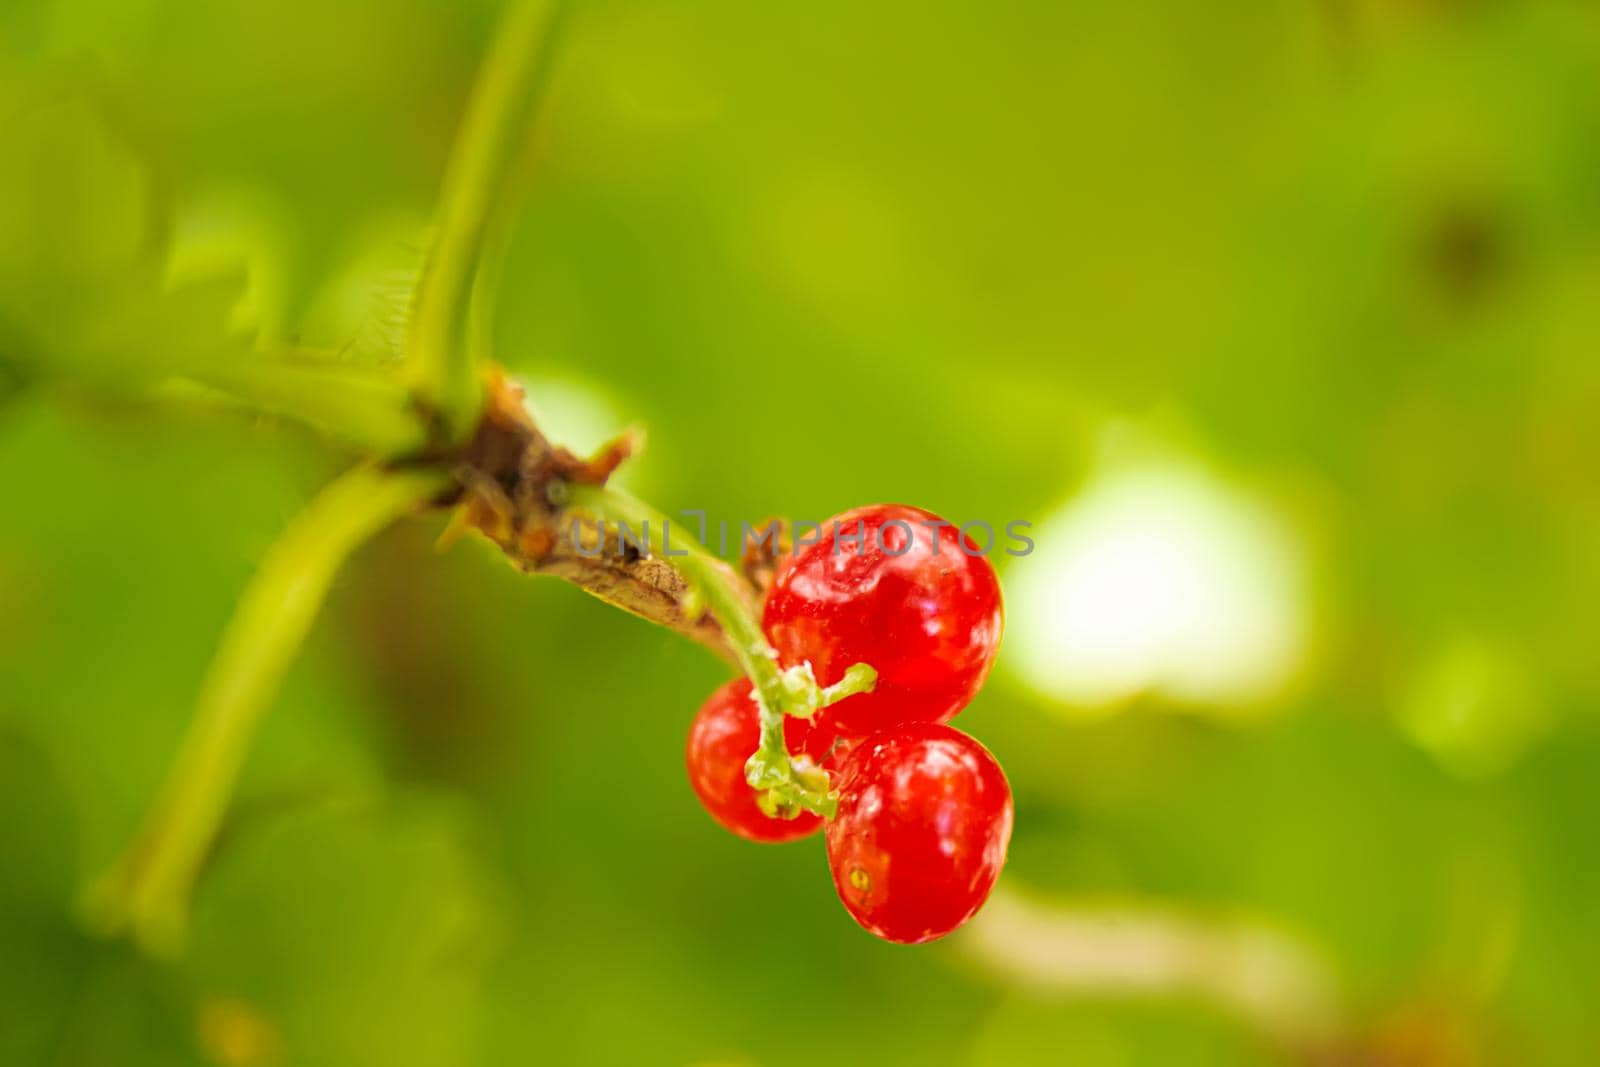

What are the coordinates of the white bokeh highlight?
(1008, 460, 1308, 713)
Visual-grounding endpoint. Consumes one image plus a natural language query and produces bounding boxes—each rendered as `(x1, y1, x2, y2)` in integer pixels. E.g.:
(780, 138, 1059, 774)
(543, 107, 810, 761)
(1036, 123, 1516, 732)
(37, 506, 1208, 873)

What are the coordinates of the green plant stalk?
(182, 353, 429, 456)
(569, 484, 875, 818)
(406, 0, 567, 444)
(84, 462, 451, 955)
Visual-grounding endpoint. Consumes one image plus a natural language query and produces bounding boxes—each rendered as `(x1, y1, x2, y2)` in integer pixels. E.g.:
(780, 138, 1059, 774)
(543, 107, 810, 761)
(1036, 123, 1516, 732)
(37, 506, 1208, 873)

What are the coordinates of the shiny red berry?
(685, 678, 822, 843)
(825, 723, 1013, 944)
(763, 504, 1003, 739)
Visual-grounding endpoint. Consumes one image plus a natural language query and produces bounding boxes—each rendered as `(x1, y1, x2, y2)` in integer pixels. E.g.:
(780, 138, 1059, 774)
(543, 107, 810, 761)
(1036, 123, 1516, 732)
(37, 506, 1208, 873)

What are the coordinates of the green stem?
(180, 353, 429, 456)
(83, 462, 451, 955)
(568, 485, 875, 819)
(407, 0, 568, 444)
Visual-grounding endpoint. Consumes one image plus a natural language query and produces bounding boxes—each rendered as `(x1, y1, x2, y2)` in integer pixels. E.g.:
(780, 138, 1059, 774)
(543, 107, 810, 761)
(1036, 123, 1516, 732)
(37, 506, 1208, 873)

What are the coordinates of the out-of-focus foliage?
(2, 1, 1598, 1064)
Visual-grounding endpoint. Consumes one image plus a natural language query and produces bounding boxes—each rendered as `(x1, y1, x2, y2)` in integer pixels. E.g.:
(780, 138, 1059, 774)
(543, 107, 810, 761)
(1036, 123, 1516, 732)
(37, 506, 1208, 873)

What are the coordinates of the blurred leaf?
(185, 795, 507, 1067)
(0, 85, 253, 387)
(0, 731, 87, 1064)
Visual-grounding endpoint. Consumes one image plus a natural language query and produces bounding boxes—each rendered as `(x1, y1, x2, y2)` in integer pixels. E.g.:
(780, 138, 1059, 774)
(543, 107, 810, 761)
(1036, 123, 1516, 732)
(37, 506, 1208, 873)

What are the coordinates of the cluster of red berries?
(685, 504, 1011, 944)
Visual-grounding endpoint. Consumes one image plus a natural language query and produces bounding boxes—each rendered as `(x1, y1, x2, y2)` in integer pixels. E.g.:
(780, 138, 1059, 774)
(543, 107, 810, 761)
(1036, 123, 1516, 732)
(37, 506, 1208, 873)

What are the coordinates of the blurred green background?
(3, 1, 1599, 1064)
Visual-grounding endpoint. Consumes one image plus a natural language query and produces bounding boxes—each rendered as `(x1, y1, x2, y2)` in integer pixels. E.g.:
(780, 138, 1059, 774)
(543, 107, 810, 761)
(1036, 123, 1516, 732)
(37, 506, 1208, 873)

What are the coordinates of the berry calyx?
(825, 723, 1013, 944)
(762, 504, 1003, 740)
(685, 678, 822, 843)
(783, 713, 860, 774)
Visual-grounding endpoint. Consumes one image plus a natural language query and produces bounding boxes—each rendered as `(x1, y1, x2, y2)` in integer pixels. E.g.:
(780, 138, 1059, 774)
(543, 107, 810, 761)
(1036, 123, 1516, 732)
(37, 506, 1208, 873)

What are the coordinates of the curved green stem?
(568, 484, 875, 819)
(83, 462, 451, 955)
(407, 0, 568, 443)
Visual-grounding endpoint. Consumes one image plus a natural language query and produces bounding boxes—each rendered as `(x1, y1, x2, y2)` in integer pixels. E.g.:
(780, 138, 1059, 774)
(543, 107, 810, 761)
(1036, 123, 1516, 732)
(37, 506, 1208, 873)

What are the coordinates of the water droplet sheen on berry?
(763, 504, 1003, 741)
(825, 723, 1013, 943)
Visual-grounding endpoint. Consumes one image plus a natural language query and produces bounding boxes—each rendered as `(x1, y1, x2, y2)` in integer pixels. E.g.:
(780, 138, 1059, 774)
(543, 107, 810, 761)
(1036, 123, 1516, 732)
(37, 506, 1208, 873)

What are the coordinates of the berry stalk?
(566, 484, 875, 818)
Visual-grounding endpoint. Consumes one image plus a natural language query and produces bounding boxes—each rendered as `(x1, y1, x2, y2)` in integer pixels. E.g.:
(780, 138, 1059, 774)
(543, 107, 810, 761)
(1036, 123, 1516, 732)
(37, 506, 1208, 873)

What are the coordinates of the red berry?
(825, 723, 1013, 944)
(685, 678, 822, 843)
(763, 504, 1003, 739)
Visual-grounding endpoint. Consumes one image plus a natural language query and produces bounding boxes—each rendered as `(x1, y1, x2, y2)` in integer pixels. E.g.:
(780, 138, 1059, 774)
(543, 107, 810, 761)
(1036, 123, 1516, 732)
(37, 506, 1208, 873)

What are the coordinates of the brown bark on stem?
(439, 370, 760, 664)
